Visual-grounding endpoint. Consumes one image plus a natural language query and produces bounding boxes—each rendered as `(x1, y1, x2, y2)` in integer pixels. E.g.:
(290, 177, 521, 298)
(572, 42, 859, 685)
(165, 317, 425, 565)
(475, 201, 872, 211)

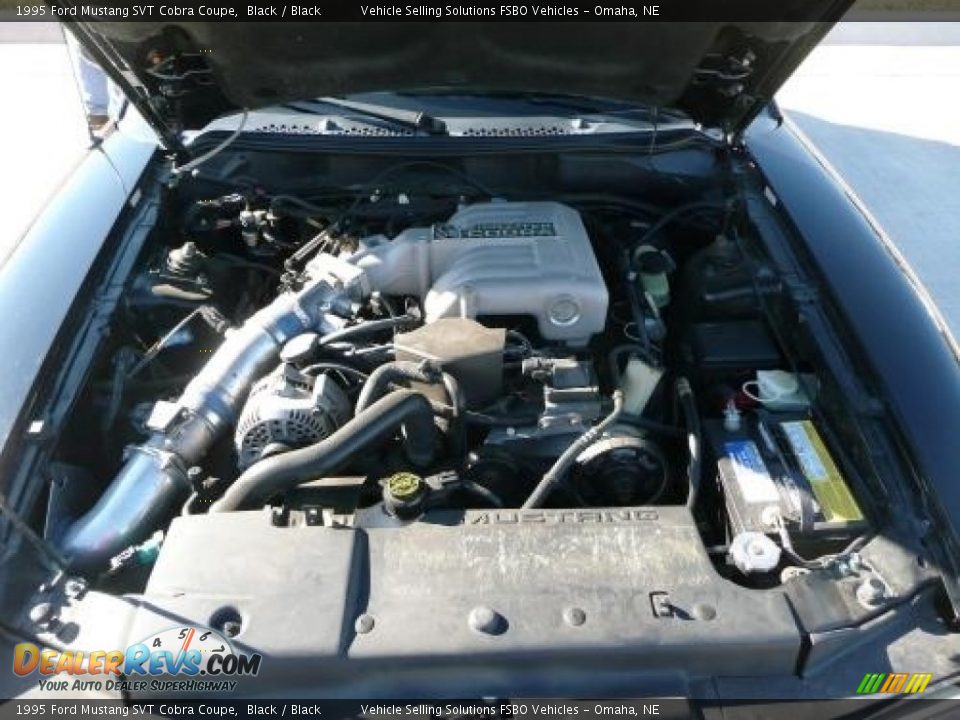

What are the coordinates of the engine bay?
(6, 144, 945, 689)
(46, 168, 879, 585)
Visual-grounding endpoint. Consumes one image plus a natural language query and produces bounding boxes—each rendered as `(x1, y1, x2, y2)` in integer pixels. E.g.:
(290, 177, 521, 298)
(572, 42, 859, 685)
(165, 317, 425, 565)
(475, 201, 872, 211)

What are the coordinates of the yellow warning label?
(780, 420, 864, 523)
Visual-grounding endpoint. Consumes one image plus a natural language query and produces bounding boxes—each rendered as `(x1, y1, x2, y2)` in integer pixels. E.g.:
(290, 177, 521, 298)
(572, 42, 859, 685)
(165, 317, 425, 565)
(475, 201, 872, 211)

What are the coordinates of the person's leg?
(107, 77, 126, 121)
(65, 31, 109, 127)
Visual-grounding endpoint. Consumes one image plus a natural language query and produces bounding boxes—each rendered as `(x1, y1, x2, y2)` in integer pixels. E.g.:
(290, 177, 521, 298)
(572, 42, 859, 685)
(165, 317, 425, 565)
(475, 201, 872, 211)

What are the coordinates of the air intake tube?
(59, 280, 346, 573)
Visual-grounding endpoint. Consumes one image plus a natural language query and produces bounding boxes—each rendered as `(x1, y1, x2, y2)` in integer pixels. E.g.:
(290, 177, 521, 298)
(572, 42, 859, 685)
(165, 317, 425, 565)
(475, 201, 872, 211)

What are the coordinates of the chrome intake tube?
(59, 280, 344, 573)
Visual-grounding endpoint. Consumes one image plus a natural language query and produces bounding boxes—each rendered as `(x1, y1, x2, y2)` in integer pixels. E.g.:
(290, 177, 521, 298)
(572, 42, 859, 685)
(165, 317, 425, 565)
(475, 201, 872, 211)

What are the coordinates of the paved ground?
(777, 22, 960, 337)
(0, 21, 958, 336)
(0, 22, 87, 263)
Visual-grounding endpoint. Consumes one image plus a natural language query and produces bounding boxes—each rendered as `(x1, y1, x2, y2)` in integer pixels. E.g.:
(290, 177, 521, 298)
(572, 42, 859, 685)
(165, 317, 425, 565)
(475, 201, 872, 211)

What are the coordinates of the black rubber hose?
(676, 377, 702, 511)
(522, 390, 625, 509)
(464, 411, 540, 427)
(619, 412, 682, 438)
(318, 315, 418, 348)
(628, 201, 725, 251)
(269, 194, 335, 220)
(356, 360, 446, 413)
(607, 343, 651, 385)
(620, 249, 653, 354)
(357, 361, 467, 464)
(440, 371, 468, 466)
(211, 390, 435, 512)
(285, 228, 333, 272)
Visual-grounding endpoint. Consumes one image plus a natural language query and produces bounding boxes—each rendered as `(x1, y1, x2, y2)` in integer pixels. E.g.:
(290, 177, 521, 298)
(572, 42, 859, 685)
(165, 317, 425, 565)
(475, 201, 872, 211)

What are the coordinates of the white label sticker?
(782, 422, 827, 481)
(725, 440, 780, 504)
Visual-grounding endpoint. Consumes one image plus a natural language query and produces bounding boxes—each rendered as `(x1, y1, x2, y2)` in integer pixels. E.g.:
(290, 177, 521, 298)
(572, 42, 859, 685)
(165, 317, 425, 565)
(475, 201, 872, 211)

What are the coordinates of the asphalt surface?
(0, 21, 958, 338)
(777, 22, 960, 338)
(0, 22, 87, 264)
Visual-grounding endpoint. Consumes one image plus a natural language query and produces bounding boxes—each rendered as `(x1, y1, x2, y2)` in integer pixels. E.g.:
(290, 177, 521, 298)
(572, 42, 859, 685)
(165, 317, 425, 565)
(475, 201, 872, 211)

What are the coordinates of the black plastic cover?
(135, 506, 801, 691)
(690, 320, 781, 370)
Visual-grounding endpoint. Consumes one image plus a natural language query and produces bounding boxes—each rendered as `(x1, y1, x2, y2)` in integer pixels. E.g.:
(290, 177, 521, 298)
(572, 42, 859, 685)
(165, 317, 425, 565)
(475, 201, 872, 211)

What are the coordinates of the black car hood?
(73, 10, 850, 145)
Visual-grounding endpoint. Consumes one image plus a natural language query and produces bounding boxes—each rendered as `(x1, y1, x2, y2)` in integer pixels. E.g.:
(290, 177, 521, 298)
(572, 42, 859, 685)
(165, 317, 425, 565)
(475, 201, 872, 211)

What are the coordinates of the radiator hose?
(210, 389, 436, 512)
(356, 360, 466, 462)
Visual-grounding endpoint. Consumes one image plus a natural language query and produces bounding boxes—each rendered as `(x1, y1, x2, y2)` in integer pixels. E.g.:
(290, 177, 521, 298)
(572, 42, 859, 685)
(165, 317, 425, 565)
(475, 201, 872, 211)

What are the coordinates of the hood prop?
(66, 19, 191, 162)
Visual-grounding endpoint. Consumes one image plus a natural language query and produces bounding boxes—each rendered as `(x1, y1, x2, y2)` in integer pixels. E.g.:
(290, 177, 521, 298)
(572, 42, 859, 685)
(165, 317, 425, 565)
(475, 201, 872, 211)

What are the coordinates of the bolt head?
(563, 607, 587, 627)
(355, 614, 375, 634)
(63, 578, 88, 599)
(857, 577, 888, 607)
(468, 605, 506, 635)
(29, 602, 57, 628)
(692, 603, 717, 621)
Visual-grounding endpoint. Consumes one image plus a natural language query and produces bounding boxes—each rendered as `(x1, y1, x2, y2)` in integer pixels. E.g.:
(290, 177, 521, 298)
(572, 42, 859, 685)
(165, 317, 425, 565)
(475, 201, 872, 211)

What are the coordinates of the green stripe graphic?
(869, 673, 887, 693)
(857, 673, 886, 694)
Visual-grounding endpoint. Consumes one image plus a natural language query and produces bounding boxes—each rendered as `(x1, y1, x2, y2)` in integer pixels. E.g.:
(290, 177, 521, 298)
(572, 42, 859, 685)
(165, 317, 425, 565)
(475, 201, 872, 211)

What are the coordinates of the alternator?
(235, 364, 351, 469)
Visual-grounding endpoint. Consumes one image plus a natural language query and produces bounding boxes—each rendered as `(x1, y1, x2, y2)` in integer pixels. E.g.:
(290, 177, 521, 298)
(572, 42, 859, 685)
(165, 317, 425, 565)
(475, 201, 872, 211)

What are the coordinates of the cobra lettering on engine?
(309, 202, 609, 346)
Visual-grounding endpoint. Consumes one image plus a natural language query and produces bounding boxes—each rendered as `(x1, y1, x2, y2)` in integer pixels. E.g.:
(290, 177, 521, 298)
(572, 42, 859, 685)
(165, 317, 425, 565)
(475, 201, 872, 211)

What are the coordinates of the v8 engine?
(53, 184, 872, 598)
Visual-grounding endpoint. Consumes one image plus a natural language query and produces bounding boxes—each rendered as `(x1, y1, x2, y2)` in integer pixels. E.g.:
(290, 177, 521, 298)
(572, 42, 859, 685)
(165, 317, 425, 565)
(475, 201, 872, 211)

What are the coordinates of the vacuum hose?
(211, 390, 436, 512)
(356, 360, 458, 414)
(676, 377, 702, 510)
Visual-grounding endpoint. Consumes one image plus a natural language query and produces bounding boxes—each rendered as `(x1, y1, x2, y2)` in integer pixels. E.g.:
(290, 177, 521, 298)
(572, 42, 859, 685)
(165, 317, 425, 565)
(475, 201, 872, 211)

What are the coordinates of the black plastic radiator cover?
(132, 506, 801, 692)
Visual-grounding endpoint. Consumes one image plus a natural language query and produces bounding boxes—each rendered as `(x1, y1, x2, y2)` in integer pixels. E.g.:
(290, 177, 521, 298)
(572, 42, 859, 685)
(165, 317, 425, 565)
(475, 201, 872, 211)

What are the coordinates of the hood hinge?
(692, 49, 757, 99)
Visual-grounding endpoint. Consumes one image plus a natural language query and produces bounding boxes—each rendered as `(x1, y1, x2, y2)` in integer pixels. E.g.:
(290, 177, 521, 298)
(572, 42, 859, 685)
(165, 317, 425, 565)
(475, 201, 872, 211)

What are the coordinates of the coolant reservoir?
(632, 245, 673, 308)
(620, 357, 663, 416)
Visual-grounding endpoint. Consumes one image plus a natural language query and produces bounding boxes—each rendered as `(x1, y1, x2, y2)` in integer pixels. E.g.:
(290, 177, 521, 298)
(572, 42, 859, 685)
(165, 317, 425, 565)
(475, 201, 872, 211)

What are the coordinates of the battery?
(705, 411, 868, 553)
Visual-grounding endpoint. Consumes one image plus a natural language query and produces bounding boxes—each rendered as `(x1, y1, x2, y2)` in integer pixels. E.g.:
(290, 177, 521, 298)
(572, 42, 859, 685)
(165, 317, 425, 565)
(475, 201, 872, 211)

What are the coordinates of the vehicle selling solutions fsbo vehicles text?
(358, 5, 660, 18)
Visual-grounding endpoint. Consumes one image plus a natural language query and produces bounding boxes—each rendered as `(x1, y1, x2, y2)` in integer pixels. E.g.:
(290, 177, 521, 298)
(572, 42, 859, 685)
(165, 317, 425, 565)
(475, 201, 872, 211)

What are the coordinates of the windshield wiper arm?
(396, 90, 689, 122)
(287, 97, 447, 135)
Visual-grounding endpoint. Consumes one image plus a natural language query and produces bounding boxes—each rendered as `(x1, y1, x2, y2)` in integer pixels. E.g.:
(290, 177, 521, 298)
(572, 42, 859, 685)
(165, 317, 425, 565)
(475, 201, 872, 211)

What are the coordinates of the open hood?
(71, 9, 851, 150)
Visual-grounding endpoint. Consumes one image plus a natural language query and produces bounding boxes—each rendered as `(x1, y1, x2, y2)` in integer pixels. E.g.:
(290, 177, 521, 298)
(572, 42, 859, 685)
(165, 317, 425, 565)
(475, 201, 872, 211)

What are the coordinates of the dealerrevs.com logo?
(13, 626, 262, 693)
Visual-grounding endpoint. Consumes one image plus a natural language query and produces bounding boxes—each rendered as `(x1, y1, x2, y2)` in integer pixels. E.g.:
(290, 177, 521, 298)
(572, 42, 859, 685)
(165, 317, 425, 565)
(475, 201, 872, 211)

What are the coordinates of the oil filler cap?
(383, 472, 427, 519)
